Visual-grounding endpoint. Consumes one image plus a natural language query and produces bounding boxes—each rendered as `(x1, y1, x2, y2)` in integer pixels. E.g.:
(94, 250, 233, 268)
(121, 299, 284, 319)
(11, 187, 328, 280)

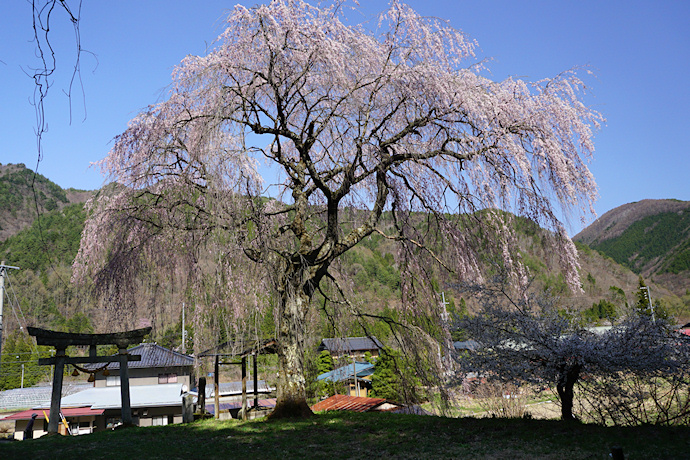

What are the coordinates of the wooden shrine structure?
(199, 339, 278, 420)
(28, 326, 151, 433)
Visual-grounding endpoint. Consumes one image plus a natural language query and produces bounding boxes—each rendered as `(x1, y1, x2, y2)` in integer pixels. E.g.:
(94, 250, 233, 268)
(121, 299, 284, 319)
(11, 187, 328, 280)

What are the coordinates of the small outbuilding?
(318, 337, 383, 362)
(317, 362, 375, 397)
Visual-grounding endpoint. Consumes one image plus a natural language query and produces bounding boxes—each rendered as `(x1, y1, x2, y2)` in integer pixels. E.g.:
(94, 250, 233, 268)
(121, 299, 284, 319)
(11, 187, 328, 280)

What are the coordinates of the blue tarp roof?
(317, 362, 375, 382)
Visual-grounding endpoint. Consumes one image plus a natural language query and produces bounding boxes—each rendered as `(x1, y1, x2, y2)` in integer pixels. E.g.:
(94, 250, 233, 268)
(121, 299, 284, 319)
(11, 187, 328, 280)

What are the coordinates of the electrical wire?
(5, 271, 39, 355)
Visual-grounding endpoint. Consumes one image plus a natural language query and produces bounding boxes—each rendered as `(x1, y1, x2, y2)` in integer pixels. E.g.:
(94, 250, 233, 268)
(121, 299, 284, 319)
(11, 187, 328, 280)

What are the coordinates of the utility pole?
(0, 261, 20, 374)
(181, 302, 186, 354)
(353, 358, 359, 396)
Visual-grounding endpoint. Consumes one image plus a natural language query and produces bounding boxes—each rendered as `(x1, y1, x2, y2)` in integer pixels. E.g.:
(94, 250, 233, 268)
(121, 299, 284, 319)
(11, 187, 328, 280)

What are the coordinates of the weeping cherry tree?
(73, 0, 601, 418)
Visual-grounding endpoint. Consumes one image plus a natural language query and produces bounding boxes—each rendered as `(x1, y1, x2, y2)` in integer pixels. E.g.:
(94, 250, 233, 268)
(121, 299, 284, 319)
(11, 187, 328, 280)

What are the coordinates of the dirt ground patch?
(524, 400, 561, 419)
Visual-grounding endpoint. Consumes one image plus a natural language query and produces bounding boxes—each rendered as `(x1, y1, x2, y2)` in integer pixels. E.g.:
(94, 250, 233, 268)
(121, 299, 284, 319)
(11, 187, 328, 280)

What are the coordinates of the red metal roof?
(311, 394, 399, 413)
(5, 407, 104, 420)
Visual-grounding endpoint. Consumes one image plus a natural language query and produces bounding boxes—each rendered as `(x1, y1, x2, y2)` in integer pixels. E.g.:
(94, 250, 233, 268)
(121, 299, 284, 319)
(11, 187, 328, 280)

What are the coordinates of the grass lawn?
(2, 411, 690, 459)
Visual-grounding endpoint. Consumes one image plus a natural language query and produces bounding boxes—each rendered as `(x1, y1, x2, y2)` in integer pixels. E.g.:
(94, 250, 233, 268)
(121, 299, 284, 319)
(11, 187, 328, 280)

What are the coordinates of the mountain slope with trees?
(574, 199, 690, 296)
(2, 163, 689, 393)
(0, 163, 92, 241)
(1, 164, 686, 335)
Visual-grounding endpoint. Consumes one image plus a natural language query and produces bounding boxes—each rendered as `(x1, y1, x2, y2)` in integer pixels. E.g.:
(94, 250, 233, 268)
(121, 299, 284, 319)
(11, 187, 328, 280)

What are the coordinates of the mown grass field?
(2, 411, 690, 459)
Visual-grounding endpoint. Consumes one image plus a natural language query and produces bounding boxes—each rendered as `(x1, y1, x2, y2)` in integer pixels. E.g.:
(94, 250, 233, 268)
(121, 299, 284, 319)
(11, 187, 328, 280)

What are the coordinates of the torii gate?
(28, 326, 151, 433)
(199, 339, 278, 420)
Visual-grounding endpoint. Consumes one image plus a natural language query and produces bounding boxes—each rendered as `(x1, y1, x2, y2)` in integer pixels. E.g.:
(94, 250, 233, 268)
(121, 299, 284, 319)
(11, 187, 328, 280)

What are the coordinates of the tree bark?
(268, 277, 314, 419)
(556, 364, 581, 421)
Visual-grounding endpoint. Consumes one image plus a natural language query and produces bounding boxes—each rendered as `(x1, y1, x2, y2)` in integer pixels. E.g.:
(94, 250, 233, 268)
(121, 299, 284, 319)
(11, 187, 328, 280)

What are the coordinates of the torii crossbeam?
(28, 326, 151, 433)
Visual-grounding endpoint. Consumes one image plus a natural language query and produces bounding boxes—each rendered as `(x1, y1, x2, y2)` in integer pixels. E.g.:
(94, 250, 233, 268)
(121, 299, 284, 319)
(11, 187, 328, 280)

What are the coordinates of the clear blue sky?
(1, 1, 688, 235)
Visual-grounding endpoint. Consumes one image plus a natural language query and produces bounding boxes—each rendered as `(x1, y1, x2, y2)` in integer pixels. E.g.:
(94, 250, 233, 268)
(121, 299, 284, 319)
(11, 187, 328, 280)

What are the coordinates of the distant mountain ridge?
(0, 163, 93, 241)
(574, 199, 690, 296)
(575, 199, 690, 245)
(1, 162, 687, 336)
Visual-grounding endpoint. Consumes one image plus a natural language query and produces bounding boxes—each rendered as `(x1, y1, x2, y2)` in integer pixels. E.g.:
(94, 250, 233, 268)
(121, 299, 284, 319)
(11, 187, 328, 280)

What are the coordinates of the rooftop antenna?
(0, 260, 20, 374)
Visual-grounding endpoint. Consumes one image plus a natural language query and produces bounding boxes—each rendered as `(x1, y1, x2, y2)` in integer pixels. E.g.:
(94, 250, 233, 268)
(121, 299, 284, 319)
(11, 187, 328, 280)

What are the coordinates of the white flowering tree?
(73, 1, 601, 418)
(456, 278, 686, 421)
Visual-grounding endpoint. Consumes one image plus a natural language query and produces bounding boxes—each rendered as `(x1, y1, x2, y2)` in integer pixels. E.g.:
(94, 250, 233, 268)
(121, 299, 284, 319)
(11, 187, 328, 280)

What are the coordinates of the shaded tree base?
(267, 399, 314, 420)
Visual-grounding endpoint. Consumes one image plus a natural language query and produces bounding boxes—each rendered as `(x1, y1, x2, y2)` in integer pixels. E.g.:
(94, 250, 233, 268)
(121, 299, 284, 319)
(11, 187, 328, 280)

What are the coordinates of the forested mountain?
(0, 163, 92, 241)
(1, 164, 689, 390)
(574, 199, 690, 296)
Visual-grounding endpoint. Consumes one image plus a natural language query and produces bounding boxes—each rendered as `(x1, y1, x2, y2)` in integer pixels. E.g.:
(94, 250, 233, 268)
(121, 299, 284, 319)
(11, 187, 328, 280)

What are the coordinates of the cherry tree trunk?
(556, 364, 581, 421)
(269, 282, 314, 419)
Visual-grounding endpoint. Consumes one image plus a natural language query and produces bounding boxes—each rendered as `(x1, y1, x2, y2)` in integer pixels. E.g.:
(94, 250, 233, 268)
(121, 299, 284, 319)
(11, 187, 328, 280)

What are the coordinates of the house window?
(69, 421, 93, 436)
(158, 373, 178, 384)
(106, 375, 121, 386)
(151, 415, 168, 426)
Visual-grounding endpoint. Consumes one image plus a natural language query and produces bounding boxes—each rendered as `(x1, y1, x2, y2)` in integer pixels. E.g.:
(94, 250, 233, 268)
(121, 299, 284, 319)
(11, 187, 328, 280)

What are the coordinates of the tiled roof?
(317, 362, 374, 382)
(319, 337, 383, 354)
(311, 394, 401, 413)
(0, 383, 92, 413)
(85, 342, 194, 370)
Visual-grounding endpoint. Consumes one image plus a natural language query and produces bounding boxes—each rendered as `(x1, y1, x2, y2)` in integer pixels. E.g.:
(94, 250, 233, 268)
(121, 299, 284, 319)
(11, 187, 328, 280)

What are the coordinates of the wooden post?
(48, 348, 66, 434)
(253, 354, 258, 409)
(214, 355, 220, 419)
(241, 356, 247, 421)
(119, 348, 133, 426)
(198, 377, 206, 414)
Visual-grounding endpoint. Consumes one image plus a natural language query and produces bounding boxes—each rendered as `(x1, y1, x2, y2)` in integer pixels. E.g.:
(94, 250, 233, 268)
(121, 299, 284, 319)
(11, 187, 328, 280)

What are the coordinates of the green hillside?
(0, 163, 68, 213)
(0, 202, 85, 271)
(2, 163, 689, 391)
(587, 208, 690, 275)
(0, 163, 92, 242)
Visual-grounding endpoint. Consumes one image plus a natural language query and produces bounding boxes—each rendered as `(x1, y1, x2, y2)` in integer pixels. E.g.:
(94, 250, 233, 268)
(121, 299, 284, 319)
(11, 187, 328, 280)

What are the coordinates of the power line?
(6, 271, 32, 335)
(0, 261, 20, 376)
(2, 265, 40, 359)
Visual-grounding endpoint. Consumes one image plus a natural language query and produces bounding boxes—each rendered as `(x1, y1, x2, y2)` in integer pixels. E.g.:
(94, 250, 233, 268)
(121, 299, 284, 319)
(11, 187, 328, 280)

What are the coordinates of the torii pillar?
(28, 326, 151, 433)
